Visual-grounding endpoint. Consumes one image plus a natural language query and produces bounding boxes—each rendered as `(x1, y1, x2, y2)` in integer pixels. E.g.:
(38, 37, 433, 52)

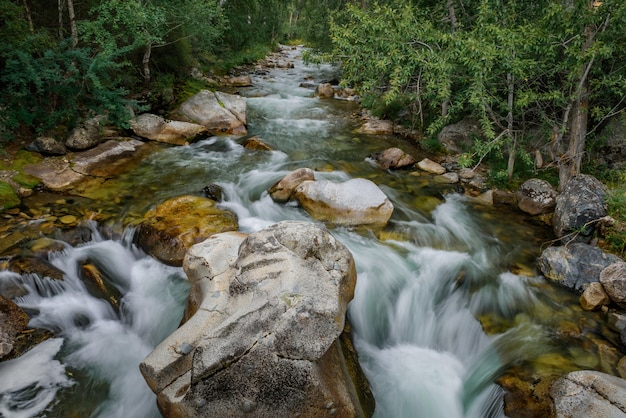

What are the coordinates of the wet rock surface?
(134, 195, 238, 266)
(294, 178, 394, 226)
(140, 221, 373, 418)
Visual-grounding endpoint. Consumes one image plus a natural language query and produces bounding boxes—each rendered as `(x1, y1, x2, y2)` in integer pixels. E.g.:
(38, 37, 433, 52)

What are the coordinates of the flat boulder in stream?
(140, 221, 374, 418)
(134, 195, 238, 267)
(294, 178, 394, 226)
(23, 139, 145, 190)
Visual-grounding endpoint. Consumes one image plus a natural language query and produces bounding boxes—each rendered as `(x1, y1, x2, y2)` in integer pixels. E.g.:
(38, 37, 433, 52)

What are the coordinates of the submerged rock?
(242, 136, 273, 150)
(294, 178, 394, 226)
(134, 195, 238, 266)
(140, 221, 374, 417)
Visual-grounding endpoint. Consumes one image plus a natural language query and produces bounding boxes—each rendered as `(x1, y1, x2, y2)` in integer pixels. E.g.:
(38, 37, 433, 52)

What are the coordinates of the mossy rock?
(11, 172, 41, 189)
(134, 195, 238, 266)
(0, 181, 20, 211)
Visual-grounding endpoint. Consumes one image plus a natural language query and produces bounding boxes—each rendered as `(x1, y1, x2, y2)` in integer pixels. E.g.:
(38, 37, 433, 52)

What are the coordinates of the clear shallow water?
(0, 47, 613, 417)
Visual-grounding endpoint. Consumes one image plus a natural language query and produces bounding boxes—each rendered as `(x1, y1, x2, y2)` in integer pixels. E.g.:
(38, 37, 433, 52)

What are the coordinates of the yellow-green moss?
(0, 181, 20, 211)
(11, 172, 41, 189)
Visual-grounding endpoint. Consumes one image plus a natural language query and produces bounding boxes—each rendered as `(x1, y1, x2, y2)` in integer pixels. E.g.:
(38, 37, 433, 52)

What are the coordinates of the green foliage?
(606, 181, 626, 256)
(0, 41, 135, 134)
(326, 0, 626, 189)
(205, 43, 275, 76)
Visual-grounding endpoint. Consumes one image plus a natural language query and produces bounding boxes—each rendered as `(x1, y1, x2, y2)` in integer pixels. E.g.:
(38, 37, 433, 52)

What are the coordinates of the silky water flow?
(0, 47, 556, 417)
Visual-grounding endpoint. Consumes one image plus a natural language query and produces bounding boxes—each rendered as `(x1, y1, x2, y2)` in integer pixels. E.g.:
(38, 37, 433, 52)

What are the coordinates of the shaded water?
(0, 46, 620, 417)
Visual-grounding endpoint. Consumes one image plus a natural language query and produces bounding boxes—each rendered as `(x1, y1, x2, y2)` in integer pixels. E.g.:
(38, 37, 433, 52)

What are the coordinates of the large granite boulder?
(134, 195, 238, 266)
(517, 178, 558, 216)
(173, 90, 247, 136)
(553, 174, 608, 244)
(551, 370, 626, 417)
(537, 243, 622, 292)
(294, 178, 394, 226)
(140, 221, 373, 418)
(130, 114, 207, 145)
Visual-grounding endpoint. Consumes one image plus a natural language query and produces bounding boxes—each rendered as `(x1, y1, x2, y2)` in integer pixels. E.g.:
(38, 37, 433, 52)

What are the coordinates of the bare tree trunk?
(506, 72, 516, 179)
(143, 44, 152, 87)
(67, 0, 78, 47)
(58, 0, 64, 39)
(556, 7, 607, 190)
(447, 0, 458, 31)
(22, 0, 34, 33)
(559, 87, 588, 189)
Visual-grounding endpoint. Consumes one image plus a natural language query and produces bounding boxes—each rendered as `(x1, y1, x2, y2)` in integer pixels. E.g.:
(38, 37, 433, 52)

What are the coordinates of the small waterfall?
(0, 225, 189, 417)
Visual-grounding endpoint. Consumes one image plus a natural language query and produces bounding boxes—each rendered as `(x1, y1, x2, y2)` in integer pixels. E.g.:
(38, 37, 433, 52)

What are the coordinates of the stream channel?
(0, 46, 620, 418)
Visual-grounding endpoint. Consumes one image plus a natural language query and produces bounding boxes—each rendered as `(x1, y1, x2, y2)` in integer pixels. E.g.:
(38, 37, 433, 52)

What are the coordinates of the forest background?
(2, 0, 626, 249)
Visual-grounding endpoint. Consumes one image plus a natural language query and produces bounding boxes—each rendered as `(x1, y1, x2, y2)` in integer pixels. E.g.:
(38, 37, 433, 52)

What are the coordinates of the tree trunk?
(143, 44, 152, 87)
(67, 0, 78, 47)
(447, 0, 458, 31)
(58, 0, 64, 39)
(559, 89, 588, 189)
(556, 6, 605, 190)
(506, 72, 516, 179)
(22, 0, 34, 33)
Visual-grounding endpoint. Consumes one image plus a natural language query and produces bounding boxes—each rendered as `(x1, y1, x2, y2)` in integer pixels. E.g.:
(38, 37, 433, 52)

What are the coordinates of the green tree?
(328, 0, 626, 189)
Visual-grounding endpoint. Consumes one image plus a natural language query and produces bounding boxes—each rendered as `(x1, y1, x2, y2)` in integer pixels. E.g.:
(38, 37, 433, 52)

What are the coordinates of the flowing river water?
(0, 46, 620, 417)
